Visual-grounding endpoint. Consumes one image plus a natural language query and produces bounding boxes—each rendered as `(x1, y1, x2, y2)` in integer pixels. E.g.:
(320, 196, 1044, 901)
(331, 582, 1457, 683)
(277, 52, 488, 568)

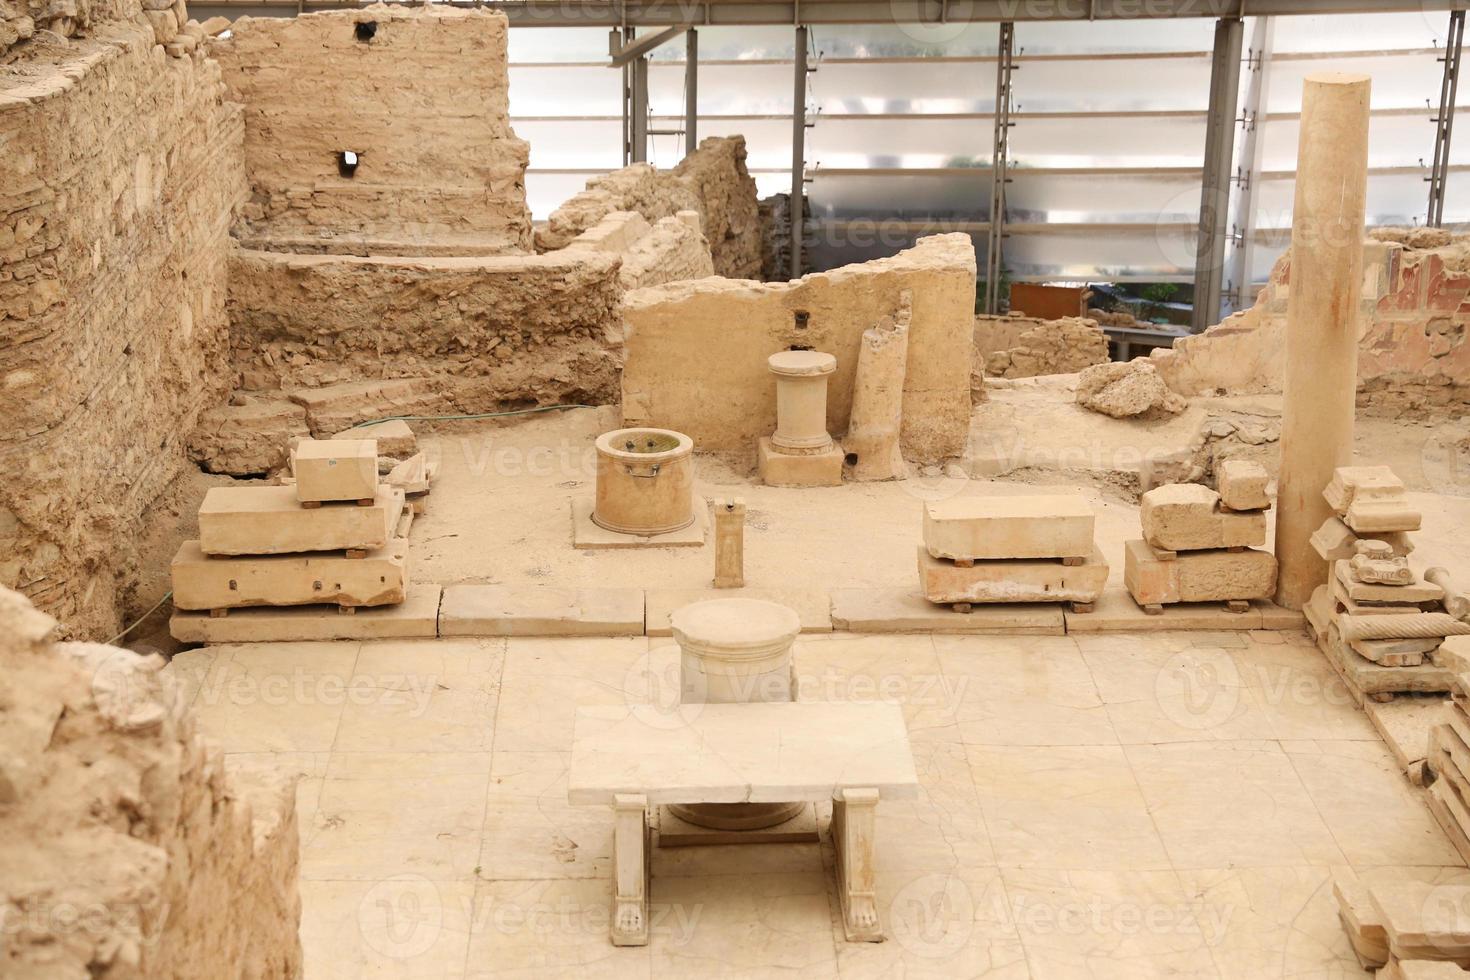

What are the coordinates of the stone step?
(169, 584, 441, 643)
(170, 539, 408, 611)
(916, 545, 1108, 605)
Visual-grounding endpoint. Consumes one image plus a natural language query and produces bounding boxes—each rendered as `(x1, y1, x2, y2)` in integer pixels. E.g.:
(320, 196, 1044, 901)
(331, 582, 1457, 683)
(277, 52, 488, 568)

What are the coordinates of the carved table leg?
(833, 786, 882, 942)
(611, 793, 650, 946)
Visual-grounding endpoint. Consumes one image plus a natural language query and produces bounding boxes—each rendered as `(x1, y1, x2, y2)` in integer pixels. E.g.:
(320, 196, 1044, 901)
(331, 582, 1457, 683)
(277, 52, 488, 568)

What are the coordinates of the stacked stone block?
(918, 495, 1109, 613)
(1124, 460, 1278, 613)
(170, 438, 415, 622)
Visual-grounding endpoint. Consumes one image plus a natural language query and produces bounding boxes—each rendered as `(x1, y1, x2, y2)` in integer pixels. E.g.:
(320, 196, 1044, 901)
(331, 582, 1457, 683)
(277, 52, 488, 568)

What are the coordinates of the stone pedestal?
(592, 428, 695, 536)
(1274, 73, 1371, 609)
(845, 300, 910, 482)
(713, 498, 746, 588)
(760, 350, 844, 486)
(666, 597, 806, 835)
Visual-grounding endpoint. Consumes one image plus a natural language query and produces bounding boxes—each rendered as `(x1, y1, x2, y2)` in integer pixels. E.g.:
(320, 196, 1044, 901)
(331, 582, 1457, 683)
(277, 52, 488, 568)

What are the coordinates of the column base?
(658, 802, 817, 846)
(758, 437, 844, 487)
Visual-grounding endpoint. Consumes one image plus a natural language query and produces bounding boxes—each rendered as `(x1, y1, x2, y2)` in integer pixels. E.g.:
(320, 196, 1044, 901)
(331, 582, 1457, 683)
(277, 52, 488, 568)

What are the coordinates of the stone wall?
(1153, 228, 1470, 419)
(536, 136, 761, 279)
(0, 0, 137, 57)
(228, 248, 625, 406)
(622, 233, 976, 461)
(0, 22, 245, 637)
(558, 209, 715, 290)
(976, 314, 1110, 379)
(215, 4, 531, 254)
(0, 586, 302, 978)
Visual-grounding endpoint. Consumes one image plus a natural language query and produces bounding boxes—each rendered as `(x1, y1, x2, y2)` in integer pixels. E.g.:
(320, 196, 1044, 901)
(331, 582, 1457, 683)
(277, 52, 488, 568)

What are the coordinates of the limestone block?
(1334, 876, 1389, 969)
(198, 486, 400, 556)
(198, 14, 229, 34)
(1334, 560, 1443, 605)
(757, 437, 843, 488)
(1345, 497, 1423, 535)
(143, 7, 177, 43)
(1124, 539, 1277, 605)
(438, 584, 644, 637)
(1075, 360, 1186, 419)
(170, 539, 407, 610)
(844, 297, 910, 482)
(1324, 465, 1406, 513)
(384, 453, 431, 495)
(1217, 459, 1270, 511)
(713, 498, 746, 588)
(1311, 515, 1413, 561)
(922, 495, 1094, 561)
(293, 438, 379, 503)
(1140, 483, 1266, 552)
(170, 584, 439, 643)
(1368, 880, 1470, 960)
(917, 545, 1108, 605)
(189, 397, 310, 476)
(1350, 635, 1441, 667)
(333, 419, 416, 458)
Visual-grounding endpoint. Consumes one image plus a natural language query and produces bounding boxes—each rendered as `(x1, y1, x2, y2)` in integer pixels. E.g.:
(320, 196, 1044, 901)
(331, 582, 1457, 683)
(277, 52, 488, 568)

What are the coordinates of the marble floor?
(169, 626, 1469, 979)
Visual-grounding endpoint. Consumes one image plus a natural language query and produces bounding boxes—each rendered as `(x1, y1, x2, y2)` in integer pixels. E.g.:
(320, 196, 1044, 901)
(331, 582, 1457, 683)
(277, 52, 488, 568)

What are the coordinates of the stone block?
(1368, 880, 1470, 960)
(828, 589, 1065, 634)
(1217, 459, 1270, 511)
(189, 396, 309, 476)
(1324, 465, 1405, 513)
(143, 7, 177, 43)
(571, 498, 707, 550)
(198, 486, 401, 556)
(916, 545, 1108, 605)
(1350, 635, 1441, 667)
(1346, 497, 1423, 535)
(293, 438, 379, 503)
(1062, 587, 1297, 632)
(1124, 538, 1277, 605)
(333, 419, 417, 458)
(1334, 560, 1444, 605)
(438, 584, 644, 637)
(1311, 516, 1415, 562)
(757, 437, 844, 488)
(170, 585, 440, 643)
(1334, 876, 1389, 970)
(170, 539, 407, 610)
(646, 587, 831, 637)
(1140, 483, 1267, 551)
(922, 494, 1094, 561)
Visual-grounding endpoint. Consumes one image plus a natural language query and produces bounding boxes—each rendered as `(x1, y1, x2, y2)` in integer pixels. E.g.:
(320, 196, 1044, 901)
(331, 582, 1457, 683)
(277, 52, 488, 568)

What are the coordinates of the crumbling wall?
(0, 0, 136, 56)
(215, 4, 532, 254)
(558, 210, 714, 290)
(1154, 229, 1470, 419)
(0, 586, 302, 978)
(622, 233, 976, 461)
(0, 21, 245, 637)
(536, 136, 761, 278)
(975, 313, 1110, 378)
(228, 248, 625, 405)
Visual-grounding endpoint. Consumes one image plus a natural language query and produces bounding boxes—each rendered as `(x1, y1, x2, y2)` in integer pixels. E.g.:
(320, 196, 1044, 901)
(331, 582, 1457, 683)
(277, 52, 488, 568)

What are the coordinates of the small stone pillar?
(758, 350, 844, 486)
(845, 295, 911, 482)
(713, 498, 746, 589)
(667, 598, 804, 831)
(1274, 73, 1371, 610)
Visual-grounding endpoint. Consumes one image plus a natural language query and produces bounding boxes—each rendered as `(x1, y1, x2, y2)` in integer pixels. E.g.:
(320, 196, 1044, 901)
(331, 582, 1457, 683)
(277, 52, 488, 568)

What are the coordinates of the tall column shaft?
(1273, 73, 1371, 609)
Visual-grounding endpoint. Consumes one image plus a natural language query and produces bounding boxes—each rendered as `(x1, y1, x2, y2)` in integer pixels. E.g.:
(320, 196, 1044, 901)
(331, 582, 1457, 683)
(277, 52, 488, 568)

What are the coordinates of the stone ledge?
(170, 585, 441, 643)
(439, 584, 644, 637)
(828, 589, 1065, 635)
(1063, 587, 1304, 633)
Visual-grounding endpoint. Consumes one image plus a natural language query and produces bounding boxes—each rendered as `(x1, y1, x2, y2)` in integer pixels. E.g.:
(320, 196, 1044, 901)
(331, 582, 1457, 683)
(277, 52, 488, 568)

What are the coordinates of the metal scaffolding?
(983, 21, 1014, 315)
(1429, 10, 1465, 228)
(790, 24, 809, 280)
(1191, 17, 1244, 333)
(1226, 16, 1275, 314)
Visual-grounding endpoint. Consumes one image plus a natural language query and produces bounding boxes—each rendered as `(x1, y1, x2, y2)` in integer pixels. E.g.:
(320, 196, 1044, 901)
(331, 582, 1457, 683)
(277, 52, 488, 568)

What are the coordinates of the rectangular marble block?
(567, 702, 920, 806)
(293, 438, 379, 503)
(1216, 459, 1270, 511)
(829, 589, 1065, 634)
(1345, 496, 1424, 535)
(198, 485, 401, 556)
(916, 545, 1108, 604)
(1123, 538, 1277, 605)
(922, 494, 1094, 561)
(169, 585, 441, 643)
(1334, 560, 1444, 605)
(757, 437, 844, 488)
(1140, 483, 1266, 551)
(171, 539, 407, 610)
(645, 587, 831, 636)
(438, 584, 644, 636)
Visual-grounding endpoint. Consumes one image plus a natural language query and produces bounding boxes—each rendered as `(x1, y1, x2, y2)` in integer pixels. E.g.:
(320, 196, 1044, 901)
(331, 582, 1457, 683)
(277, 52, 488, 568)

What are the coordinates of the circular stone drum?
(768, 350, 837, 453)
(667, 597, 806, 831)
(592, 428, 695, 535)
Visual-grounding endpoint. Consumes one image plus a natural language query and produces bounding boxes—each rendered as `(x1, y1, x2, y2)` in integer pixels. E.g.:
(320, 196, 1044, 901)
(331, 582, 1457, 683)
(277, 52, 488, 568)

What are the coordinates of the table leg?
(611, 793, 650, 946)
(833, 787, 882, 942)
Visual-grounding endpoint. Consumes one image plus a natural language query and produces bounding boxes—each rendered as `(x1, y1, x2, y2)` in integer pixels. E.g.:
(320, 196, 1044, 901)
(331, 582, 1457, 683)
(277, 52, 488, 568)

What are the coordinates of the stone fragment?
(923, 495, 1094, 561)
(1123, 539, 1277, 605)
(1311, 515, 1413, 561)
(1139, 447, 1198, 492)
(332, 419, 417, 457)
(1350, 635, 1441, 667)
(198, 485, 400, 556)
(143, 7, 177, 42)
(1334, 560, 1444, 605)
(170, 539, 407, 610)
(292, 438, 378, 503)
(1075, 359, 1186, 419)
(1368, 880, 1470, 960)
(188, 397, 310, 476)
(1216, 458, 1270, 511)
(917, 546, 1108, 605)
(1324, 465, 1406, 512)
(1334, 876, 1389, 969)
(845, 297, 910, 482)
(197, 14, 229, 34)
(384, 453, 430, 495)
(1139, 483, 1267, 552)
(1349, 540, 1414, 585)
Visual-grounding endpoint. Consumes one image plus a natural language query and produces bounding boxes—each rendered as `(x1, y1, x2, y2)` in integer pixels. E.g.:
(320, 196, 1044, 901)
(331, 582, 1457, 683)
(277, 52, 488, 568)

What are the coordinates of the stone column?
(1274, 72, 1371, 610)
(713, 498, 746, 589)
(769, 350, 837, 452)
(844, 295, 911, 482)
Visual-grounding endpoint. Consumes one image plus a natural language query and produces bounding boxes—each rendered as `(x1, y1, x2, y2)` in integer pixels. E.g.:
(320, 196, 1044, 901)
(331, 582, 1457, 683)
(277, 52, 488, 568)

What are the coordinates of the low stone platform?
(171, 539, 408, 611)
(1062, 587, 1305, 633)
(438, 585, 644, 637)
(645, 587, 832, 637)
(170, 585, 441, 643)
(571, 498, 708, 549)
(916, 545, 1108, 605)
(828, 589, 1065, 634)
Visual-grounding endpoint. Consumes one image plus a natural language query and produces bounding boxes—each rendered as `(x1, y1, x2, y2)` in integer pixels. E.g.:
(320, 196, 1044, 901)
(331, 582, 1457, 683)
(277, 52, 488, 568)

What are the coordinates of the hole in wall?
(844, 452, 858, 466)
(337, 151, 361, 178)
(355, 20, 376, 41)
(793, 310, 810, 329)
(788, 344, 813, 352)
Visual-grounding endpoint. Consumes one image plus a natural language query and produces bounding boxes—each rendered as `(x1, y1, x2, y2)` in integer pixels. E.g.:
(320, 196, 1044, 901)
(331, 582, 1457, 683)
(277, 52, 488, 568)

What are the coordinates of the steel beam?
(1429, 10, 1465, 228)
(686, 28, 699, 157)
(1226, 16, 1274, 313)
(630, 52, 649, 163)
(984, 22, 1014, 315)
(186, 0, 1470, 28)
(609, 22, 689, 65)
(791, 24, 809, 280)
(1191, 16, 1244, 333)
